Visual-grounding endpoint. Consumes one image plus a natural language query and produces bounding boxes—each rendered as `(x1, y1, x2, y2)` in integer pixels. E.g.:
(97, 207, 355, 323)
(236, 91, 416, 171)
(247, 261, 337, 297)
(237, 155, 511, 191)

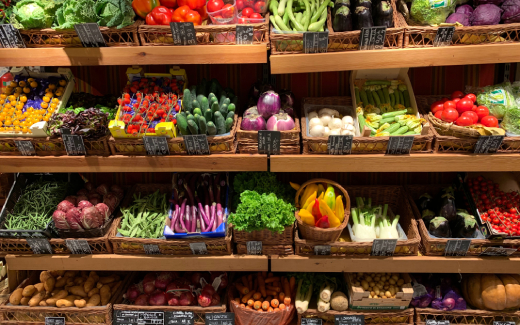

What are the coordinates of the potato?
(397, 279, 404, 286)
(385, 291, 392, 298)
(29, 292, 46, 307)
(40, 271, 53, 283)
(89, 272, 99, 282)
(96, 282, 104, 289)
(74, 277, 86, 285)
(20, 297, 30, 305)
(87, 294, 101, 307)
(55, 277, 67, 288)
(74, 299, 87, 308)
(87, 287, 99, 298)
(46, 290, 69, 306)
(44, 277, 56, 293)
(100, 285, 111, 305)
(34, 283, 45, 292)
(64, 271, 77, 278)
(66, 278, 75, 286)
(39, 301, 47, 306)
(51, 288, 61, 296)
(99, 275, 117, 284)
(56, 299, 74, 308)
(22, 285, 36, 297)
(69, 286, 88, 298)
(50, 270, 65, 278)
(81, 271, 88, 278)
(83, 276, 97, 293)
(9, 288, 23, 305)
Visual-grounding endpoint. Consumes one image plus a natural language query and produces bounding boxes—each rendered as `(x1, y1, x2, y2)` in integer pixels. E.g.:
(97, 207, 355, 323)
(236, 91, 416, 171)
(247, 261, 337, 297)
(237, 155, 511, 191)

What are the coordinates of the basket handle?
(295, 178, 350, 211)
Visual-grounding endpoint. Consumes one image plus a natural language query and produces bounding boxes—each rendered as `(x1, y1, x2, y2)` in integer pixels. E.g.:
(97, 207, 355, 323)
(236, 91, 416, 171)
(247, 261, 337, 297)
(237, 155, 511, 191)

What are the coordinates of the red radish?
(155, 271, 173, 290)
(148, 291, 166, 306)
(180, 291, 195, 306)
(198, 291, 212, 307)
(135, 294, 149, 306)
(210, 293, 221, 306)
(125, 284, 141, 301)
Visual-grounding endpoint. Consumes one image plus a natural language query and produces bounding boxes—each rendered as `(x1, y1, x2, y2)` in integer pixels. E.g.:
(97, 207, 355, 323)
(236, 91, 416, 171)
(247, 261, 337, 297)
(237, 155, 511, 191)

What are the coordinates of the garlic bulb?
(320, 114, 332, 126)
(309, 117, 322, 128)
(308, 111, 318, 119)
(310, 125, 325, 137)
(342, 116, 354, 125)
(329, 128, 341, 135)
(323, 127, 331, 137)
(329, 118, 342, 130)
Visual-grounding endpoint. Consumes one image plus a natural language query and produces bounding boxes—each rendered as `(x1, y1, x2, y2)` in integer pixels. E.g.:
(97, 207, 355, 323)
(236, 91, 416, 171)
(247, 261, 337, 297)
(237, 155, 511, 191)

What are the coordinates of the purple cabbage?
(455, 4, 474, 14)
(240, 114, 266, 131)
(257, 91, 281, 119)
(501, 0, 520, 23)
(446, 12, 470, 25)
(470, 4, 502, 25)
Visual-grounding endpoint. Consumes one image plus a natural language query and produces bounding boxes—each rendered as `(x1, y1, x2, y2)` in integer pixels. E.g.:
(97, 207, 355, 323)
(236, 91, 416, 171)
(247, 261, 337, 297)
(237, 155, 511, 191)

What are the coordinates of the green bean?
(119, 190, 168, 239)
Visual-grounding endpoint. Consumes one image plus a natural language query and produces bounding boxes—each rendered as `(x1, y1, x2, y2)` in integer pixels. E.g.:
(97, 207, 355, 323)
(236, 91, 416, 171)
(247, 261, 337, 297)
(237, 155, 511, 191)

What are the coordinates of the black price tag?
(302, 319, 323, 325)
(45, 317, 65, 325)
(480, 247, 517, 256)
(74, 23, 106, 47)
(359, 26, 386, 50)
(143, 136, 170, 156)
(0, 24, 25, 48)
(26, 238, 52, 254)
(303, 31, 329, 53)
(184, 134, 210, 155)
(444, 239, 471, 256)
(143, 244, 161, 255)
(328, 135, 353, 155)
(236, 25, 254, 45)
(61, 129, 86, 156)
(371, 239, 397, 256)
(258, 130, 281, 155)
(474, 135, 504, 154)
(412, 283, 428, 298)
(15, 140, 35, 156)
(494, 322, 515, 325)
(426, 321, 450, 325)
(166, 311, 195, 325)
(335, 315, 364, 325)
(65, 239, 92, 255)
(433, 26, 455, 47)
(386, 136, 414, 155)
(190, 242, 208, 255)
(114, 311, 165, 325)
(205, 313, 235, 325)
(170, 22, 197, 45)
(314, 245, 331, 255)
(246, 241, 262, 255)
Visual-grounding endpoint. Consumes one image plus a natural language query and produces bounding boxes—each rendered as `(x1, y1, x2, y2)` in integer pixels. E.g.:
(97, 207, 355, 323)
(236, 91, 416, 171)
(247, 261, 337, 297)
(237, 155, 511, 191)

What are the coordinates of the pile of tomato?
(467, 176, 520, 236)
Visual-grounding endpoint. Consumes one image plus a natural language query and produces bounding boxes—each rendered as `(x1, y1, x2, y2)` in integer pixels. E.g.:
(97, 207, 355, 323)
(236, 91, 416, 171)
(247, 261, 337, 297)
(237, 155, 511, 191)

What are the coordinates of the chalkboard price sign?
(236, 25, 254, 44)
(114, 311, 166, 325)
(480, 247, 517, 256)
(61, 129, 87, 156)
(184, 135, 210, 155)
(143, 244, 161, 255)
(205, 313, 235, 325)
(302, 319, 323, 325)
(371, 239, 397, 256)
(335, 315, 364, 325)
(246, 241, 262, 255)
(303, 31, 329, 53)
(45, 317, 65, 325)
(190, 242, 208, 255)
(66, 239, 92, 255)
(328, 135, 353, 155)
(74, 23, 107, 47)
(386, 136, 414, 155)
(433, 26, 455, 47)
(426, 320, 450, 325)
(314, 245, 331, 255)
(26, 238, 53, 254)
(15, 140, 36, 156)
(444, 239, 471, 256)
(170, 22, 197, 45)
(258, 130, 281, 155)
(0, 24, 25, 48)
(143, 136, 170, 156)
(359, 27, 386, 50)
(474, 135, 504, 154)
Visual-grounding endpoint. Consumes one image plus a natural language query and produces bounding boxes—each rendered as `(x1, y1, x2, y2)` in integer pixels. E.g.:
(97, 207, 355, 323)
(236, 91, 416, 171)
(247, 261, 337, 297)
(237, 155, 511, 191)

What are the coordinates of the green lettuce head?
(10, 0, 62, 29)
(54, 0, 97, 30)
(95, 0, 135, 29)
(410, 0, 455, 25)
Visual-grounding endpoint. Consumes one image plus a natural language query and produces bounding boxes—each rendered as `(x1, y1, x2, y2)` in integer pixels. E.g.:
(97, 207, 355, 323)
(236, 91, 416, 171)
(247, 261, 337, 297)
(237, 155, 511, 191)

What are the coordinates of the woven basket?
(0, 138, 23, 156)
(236, 117, 301, 154)
(406, 184, 520, 256)
(236, 243, 294, 255)
(0, 136, 110, 156)
(415, 307, 520, 325)
(19, 21, 141, 48)
(138, 15, 269, 46)
(294, 179, 350, 242)
(0, 233, 113, 254)
(299, 308, 413, 325)
(232, 224, 294, 245)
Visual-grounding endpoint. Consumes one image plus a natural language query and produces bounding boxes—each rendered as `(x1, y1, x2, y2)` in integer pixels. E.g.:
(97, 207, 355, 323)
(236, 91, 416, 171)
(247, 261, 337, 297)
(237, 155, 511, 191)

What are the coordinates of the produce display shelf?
(0, 154, 268, 173)
(270, 42, 520, 74)
(0, 45, 268, 66)
(270, 255, 520, 273)
(5, 254, 269, 271)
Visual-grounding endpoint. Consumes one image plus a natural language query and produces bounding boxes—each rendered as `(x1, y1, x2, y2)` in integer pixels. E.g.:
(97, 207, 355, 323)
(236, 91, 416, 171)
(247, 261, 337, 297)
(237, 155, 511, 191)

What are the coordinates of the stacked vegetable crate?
(299, 309, 414, 325)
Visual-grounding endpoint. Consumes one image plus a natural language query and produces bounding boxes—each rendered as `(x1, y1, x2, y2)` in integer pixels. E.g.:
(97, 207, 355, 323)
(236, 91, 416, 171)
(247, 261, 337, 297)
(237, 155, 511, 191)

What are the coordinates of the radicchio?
(95, 203, 111, 223)
(78, 200, 93, 211)
(64, 196, 77, 206)
(57, 200, 75, 213)
(53, 210, 69, 229)
(80, 206, 102, 229)
(65, 208, 83, 230)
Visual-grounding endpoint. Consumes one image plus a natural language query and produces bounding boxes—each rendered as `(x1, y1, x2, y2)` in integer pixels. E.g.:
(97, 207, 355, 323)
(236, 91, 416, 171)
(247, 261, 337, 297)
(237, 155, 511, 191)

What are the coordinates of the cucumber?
(223, 98, 230, 106)
(194, 113, 200, 125)
(192, 99, 200, 110)
(201, 97, 209, 111)
(208, 93, 216, 102)
(196, 94, 205, 106)
(204, 109, 213, 123)
(226, 111, 235, 120)
(207, 121, 217, 136)
(219, 94, 227, 107)
(211, 102, 220, 114)
(193, 107, 202, 116)
(187, 114, 194, 121)
(215, 115, 226, 135)
(225, 117, 233, 132)
(187, 119, 199, 135)
(391, 125, 409, 135)
(198, 116, 207, 135)
(385, 123, 401, 134)
(359, 89, 368, 108)
(182, 88, 192, 113)
(213, 111, 223, 120)
(176, 113, 189, 135)
(220, 104, 228, 116)
(227, 103, 236, 113)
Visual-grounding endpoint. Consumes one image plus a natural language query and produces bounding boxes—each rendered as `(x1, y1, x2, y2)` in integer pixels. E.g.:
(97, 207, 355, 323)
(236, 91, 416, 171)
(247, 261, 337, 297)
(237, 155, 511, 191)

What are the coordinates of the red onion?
(266, 112, 295, 131)
(241, 114, 266, 131)
(180, 291, 195, 306)
(125, 284, 141, 302)
(155, 271, 173, 289)
(134, 294, 149, 306)
(198, 291, 212, 307)
(148, 291, 166, 306)
(257, 90, 281, 119)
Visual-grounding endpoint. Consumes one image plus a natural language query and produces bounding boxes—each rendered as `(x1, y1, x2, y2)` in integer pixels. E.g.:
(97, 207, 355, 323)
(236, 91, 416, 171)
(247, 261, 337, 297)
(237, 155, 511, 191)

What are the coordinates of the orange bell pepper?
(132, 0, 161, 19)
(195, 5, 209, 22)
(172, 5, 202, 25)
(177, 0, 205, 10)
(145, 6, 172, 25)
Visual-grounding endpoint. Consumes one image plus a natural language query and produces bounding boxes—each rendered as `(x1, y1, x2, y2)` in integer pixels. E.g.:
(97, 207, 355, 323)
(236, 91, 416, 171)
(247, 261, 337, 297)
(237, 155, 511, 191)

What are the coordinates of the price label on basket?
(0, 24, 25, 48)
(66, 239, 92, 255)
(412, 283, 428, 298)
(328, 135, 353, 155)
(26, 238, 53, 254)
(165, 311, 195, 325)
(480, 247, 517, 256)
(61, 129, 87, 156)
(302, 319, 322, 325)
(184, 134, 210, 155)
(246, 241, 262, 255)
(114, 311, 166, 325)
(371, 239, 397, 256)
(303, 31, 329, 53)
(444, 239, 471, 256)
(386, 135, 414, 155)
(143, 136, 170, 156)
(190, 242, 208, 255)
(433, 26, 455, 47)
(15, 140, 36, 156)
(359, 26, 386, 50)
(258, 130, 280, 155)
(45, 317, 65, 325)
(236, 25, 254, 45)
(74, 23, 107, 47)
(474, 135, 504, 154)
(170, 22, 197, 46)
(494, 322, 515, 325)
(335, 315, 364, 325)
(143, 244, 161, 255)
(426, 321, 450, 325)
(314, 245, 331, 255)
(205, 313, 235, 325)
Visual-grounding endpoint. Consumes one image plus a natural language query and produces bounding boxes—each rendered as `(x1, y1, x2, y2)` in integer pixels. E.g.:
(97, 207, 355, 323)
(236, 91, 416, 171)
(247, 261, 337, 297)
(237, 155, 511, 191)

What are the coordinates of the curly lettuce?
(410, 0, 455, 25)
(232, 172, 295, 209)
(476, 81, 516, 120)
(10, 0, 62, 29)
(95, 0, 135, 29)
(54, 0, 97, 30)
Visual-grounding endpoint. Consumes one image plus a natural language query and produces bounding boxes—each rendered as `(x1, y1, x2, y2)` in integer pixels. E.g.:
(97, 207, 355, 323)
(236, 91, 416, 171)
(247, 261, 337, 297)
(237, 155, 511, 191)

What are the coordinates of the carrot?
(266, 285, 281, 292)
(271, 298, 279, 308)
(235, 283, 249, 295)
(240, 304, 246, 308)
(241, 276, 249, 287)
(290, 276, 296, 298)
(266, 290, 277, 296)
(253, 292, 262, 300)
(262, 301, 270, 310)
(246, 305, 252, 309)
(254, 278, 258, 292)
(273, 282, 281, 287)
(264, 277, 280, 284)
(265, 296, 272, 304)
(279, 303, 286, 310)
(242, 290, 256, 303)
(278, 292, 285, 301)
(234, 298, 241, 304)
(253, 301, 262, 310)
(274, 308, 280, 312)
(258, 275, 267, 297)
(284, 297, 291, 305)
(283, 278, 291, 299)
(247, 274, 253, 290)
(247, 299, 254, 307)
(267, 307, 274, 312)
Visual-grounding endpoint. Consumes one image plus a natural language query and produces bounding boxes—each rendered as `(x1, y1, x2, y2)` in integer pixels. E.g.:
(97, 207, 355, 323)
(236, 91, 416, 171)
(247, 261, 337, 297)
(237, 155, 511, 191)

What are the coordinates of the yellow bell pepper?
(317, 184, 325, 197)
(300, 184, 318, 205)
(298, 209, 315, 226)
(319, 198, 341, 228)
(302, 192, 317, 210)
(290, 182, 300, 191)
(324, 185, 336, 210)
(335, 195, 344, 222)
(306, 200, 315, 214)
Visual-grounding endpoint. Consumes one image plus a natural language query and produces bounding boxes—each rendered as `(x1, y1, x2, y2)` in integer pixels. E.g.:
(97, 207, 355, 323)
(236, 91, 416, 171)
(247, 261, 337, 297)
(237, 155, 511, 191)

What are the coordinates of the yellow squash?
(306, 200, 315, 213)
(298, 209, 315, 226)
(302, 192, 317, 210)
(335, 195, 344, 222)
(290, 182, 301, 191)
(300, 184, 318, 206)
(317, 184, 325, 197)
(318, 198, 341, 228)
(324, 185, 336, 210)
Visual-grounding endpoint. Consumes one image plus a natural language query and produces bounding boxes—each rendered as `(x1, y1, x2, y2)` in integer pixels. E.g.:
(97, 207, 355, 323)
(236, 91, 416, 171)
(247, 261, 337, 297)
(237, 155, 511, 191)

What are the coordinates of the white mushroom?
(310, 125, 325, 137)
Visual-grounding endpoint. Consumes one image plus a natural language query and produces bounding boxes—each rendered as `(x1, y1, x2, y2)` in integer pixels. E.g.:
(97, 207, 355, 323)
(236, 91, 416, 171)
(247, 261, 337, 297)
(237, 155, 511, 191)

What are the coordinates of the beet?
(88, 193, 101, 200)
(57, 200, 75, 213)
(103, 193, 119, 212)
(77, 195, 88, 203)
(210, 293, 221, 306)
(65, 208, 82, 230)
(110, 184, 125, 200)
(78, 200, 93, 211)
(64, 196, 77, 206)
(80, 207, 102, 229)
(198, 291, 212, 307)
(53, 210, 69, 229)
(96, 203, 111, 223)
(96, 183, 110, 196)
(149, 291, 166, 306)
(155, 272, 173, 290)
(134, 294, 149, 306)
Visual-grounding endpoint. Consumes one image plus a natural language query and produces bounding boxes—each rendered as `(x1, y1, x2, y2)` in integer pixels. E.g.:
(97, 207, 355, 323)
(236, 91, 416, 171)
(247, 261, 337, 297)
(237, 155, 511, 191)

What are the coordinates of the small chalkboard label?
(0, 24, 25, 48)
(15, 140, 35, 156)
(412, 283, 428, 298)
(314, 245, 331, 255)
(302, 319, 323, 325)
(170, 22, 197, 46)
(45, 317, 65, 325)
(444, 239, 471, 256)
(184, 134, 210, 155)
(26, 238, 53, 254)
(74, 23, 106, 47)
(205, 313, 235, 325)
(328, 135, 353, 155)
(61, 129, 86, 156)
(303, 31, 329, 53)
(359, 26, 386, 50)
(236, 25, 254, 45)
(386, 136, 414, 155)
(114, 311, 165, 325)
(433, 26, 455, 47)
(494, 322, 515, 325)
(143, 136, 170, 156)
(143, 244, 161, 255)
(474, 135, 504, 154)
(371, 239, 397, 256)
(480, 247, 517, 256)
(258, 130, 281, 155)
(246, 241, 262, 255)
(426, 321, 450, 325)
(189, 242, 208, 255)
(65, 239, 92, 255)
(166, 311, 195, 325)
(335, 315, 364, 325)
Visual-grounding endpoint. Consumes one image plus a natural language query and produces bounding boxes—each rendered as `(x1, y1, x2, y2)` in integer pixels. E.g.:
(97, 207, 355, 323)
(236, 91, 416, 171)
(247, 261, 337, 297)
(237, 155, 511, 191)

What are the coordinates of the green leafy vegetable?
(95, 0, 135, 29)
(54, 0, 97, 30)
(228, 190, 295, 233)
(410, 0, 455, 25)
(232, 172, 295, 209)
(10, 0, 62, 29)
(476, 81, 516, 120)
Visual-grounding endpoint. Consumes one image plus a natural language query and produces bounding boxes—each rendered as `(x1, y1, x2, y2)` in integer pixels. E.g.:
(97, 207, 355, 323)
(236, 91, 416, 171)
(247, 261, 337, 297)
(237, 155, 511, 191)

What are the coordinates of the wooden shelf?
(270, 154, 520, 172)
(270, 255, 520, 273)
(270, 43, 520, 74)
(0, 154, 267, 173)
(0, 45, 267, 66)
(5, 254, 269, 271)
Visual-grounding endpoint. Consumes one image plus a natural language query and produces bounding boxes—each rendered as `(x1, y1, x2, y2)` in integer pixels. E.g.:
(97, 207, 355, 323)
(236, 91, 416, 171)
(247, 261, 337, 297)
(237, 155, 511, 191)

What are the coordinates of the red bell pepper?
(145, 6, 172, 25)
(195, 5, 209, 22)
(172, 5, 202, 25)
(161, 0, 178, 7)
(312, 198, 322, 223)
(132, 0, 161, 19)
(177, 0, 205, 10)
(315, 215, 330, 228)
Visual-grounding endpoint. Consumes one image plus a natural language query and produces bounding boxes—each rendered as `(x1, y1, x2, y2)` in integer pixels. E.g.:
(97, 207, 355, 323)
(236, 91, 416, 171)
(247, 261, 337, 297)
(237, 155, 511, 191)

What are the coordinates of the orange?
(40, 102, 48, 109)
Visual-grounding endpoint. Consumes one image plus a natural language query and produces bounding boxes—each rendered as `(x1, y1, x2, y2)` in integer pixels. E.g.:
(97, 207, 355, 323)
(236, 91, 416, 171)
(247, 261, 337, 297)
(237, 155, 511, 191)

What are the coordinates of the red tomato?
(481, 115, 499, 127)
(443, 101, 456, 110)
(451, 90, 465, 99)
(253, 1, 266, 12)
(207, 0, 224, 12)
(453, 98, 460, 103)
(456, 98, 474, 114)
(221, 4, 234, 17)
(243, 0, 255, 7)
(441, 97, 450, 103)
(242, 7, 253, 16)
(250, 12, 262, 18)
(461, 111, 478, 124)
(431, 102, 444, 114)
(473, 105, 489, 121)
(455, 115, 473, 126)
(434, 110, 443, 119)
(441, 107, 459, 123)
(236, 0, 244, 9)
(465, 93, 476, 102)
(238, 16, 248, 23)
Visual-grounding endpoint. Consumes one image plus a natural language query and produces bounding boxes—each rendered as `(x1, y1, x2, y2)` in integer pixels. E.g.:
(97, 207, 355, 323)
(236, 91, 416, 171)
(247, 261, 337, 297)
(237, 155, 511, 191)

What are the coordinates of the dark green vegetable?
(232, 172, 295, 209)
(333, 6, 353, 32)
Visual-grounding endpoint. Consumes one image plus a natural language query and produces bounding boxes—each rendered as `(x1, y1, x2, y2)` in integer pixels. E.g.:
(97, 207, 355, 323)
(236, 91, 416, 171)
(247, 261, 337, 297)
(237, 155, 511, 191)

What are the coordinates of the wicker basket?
(0, 234, 113, 254)
(0, 138, 25, 156)
(294, 179, 350, 242)
(415, 307, 520, 325)
(138, 15, 269, 46)
(232, 223, 294, 245)
(0, 136, 110, 156)
(236, 243, 294, 255)
(19, 21, 141, 48)
(416, 95, 520, 153)
(299, 308, 413, 325)
(236, 117, 301, 154)
(406, 184, 520, 256)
